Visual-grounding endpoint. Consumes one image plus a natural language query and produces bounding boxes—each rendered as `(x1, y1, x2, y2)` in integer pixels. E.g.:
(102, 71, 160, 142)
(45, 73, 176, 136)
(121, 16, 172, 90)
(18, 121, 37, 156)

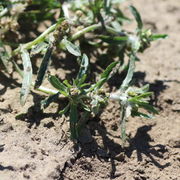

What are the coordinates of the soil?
(0, 0, 180, 180)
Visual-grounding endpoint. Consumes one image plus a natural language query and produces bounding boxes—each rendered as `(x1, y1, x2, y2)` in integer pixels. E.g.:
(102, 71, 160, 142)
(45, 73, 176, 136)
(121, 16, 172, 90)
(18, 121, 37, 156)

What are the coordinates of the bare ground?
(0, 0, 180, 180)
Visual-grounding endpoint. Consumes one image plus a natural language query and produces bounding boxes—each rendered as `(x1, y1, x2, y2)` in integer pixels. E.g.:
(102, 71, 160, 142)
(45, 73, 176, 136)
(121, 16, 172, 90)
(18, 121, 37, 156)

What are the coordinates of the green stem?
(71, 23, 102, 41)
(34, 84, 58, 95)
(12, 23, 57, 56)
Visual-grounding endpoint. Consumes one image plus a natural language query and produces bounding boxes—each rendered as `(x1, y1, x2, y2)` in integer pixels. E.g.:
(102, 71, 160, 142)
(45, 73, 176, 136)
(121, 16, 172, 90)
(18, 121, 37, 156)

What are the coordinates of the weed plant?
(0, 0, 167, 143)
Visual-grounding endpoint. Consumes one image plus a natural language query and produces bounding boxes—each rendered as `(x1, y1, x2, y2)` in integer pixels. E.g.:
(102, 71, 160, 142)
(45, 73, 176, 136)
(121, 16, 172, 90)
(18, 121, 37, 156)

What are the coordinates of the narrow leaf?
(132, 111, 153, 119)
(77, 54, 89, 86)
(150, 34, 168, 41)
(129, 5, 143, 29)
(77, 54, 89, 80)
(62, 38, 81, 56)
(48, 75, 68, 96)
(90, 61, 118, 91)
(128, 92, 153, 101)
(34, 44, 53, 89)
(99, 35, 128, 44)
(41, 92, 59, 109)
(63, 80, 72, 88)
(0, 41, 9, 71)
(132, 100, 158, 114)
(101, 61, 118, 79)
(140, 84, 150, 92)
(120, 54, 135, 91)
(59, 103, 70, 115)
(20, 49, 32, 106)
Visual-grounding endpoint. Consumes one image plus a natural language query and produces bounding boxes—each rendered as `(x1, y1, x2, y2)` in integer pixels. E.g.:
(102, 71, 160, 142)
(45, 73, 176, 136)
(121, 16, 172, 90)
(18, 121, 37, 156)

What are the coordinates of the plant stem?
(71, 23, 102, 41)
(12, 22, 123, 56)
(120, 105, 127, 146)
(12, 24, 57, 56)
(34, 84, 58, 95)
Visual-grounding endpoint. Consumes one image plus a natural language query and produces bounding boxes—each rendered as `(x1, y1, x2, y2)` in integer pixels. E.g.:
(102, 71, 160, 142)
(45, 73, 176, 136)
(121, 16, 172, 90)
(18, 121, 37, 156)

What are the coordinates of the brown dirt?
(0, 0, 180, 180)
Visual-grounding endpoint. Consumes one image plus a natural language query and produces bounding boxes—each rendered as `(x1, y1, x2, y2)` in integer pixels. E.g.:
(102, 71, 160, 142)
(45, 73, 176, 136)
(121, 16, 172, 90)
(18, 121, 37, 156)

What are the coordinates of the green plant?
(0, 0, 167, 143)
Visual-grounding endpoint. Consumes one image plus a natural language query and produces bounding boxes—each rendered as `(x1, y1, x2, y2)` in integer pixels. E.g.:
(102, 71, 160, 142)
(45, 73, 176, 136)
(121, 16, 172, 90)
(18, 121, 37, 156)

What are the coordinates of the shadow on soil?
(73, 121, 170, 179)
(0, 165, 14, 171)
(0, 145, 14, 172)
(15, 92, 61, 128)
(0, 72, 21, 95)
(125, 125, 170, 168)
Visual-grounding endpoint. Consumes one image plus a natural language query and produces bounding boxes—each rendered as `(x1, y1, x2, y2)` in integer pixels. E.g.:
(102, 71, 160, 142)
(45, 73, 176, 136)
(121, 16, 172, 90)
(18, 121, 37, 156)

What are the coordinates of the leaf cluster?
(0, 0, 167, 142)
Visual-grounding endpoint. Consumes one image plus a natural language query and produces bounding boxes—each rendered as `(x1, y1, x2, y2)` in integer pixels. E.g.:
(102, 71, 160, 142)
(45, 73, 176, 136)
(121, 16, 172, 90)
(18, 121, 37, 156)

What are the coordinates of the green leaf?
(34, 44, 53, 89)
(129, 5, 143, 29)
(80, 82, 90, 88)
(132, 100, 158, 114)
(41, 92, 59, 109)
(96, 61, 119, 90)
(77, 54, 89, 80)
(0, 41, 9, 71)
(120, 54, 135, 91)
(59, 103, 70, 115)
(128, 92, 153, 101)
(62, 38, 81, 56)
(132, 111, 153, 119)
(99, 35, 128, 44)
(101, 61, 118, 79)
(150, 34, 168, 41)
(48, 75, 68, 96)
(20, 49, 32, 106)
(63, 80, 72, 88)
(140, 84, 150, 92)
(77, 54, 89, 86)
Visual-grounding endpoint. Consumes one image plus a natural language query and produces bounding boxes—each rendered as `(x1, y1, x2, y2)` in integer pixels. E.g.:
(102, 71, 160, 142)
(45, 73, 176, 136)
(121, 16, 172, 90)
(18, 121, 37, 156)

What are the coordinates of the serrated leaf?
(129, 5, 143, 29)
(34, 44, 53, 89)
(62, 38, 81, 56)
(41, 92, 59, 109)
(20, 49, 32, 106)
(48, 75, 68, 96)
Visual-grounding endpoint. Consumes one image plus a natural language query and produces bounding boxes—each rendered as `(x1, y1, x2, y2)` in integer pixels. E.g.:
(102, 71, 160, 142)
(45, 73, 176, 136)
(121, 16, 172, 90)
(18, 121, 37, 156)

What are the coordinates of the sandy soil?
(0, 0, 180, 180)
